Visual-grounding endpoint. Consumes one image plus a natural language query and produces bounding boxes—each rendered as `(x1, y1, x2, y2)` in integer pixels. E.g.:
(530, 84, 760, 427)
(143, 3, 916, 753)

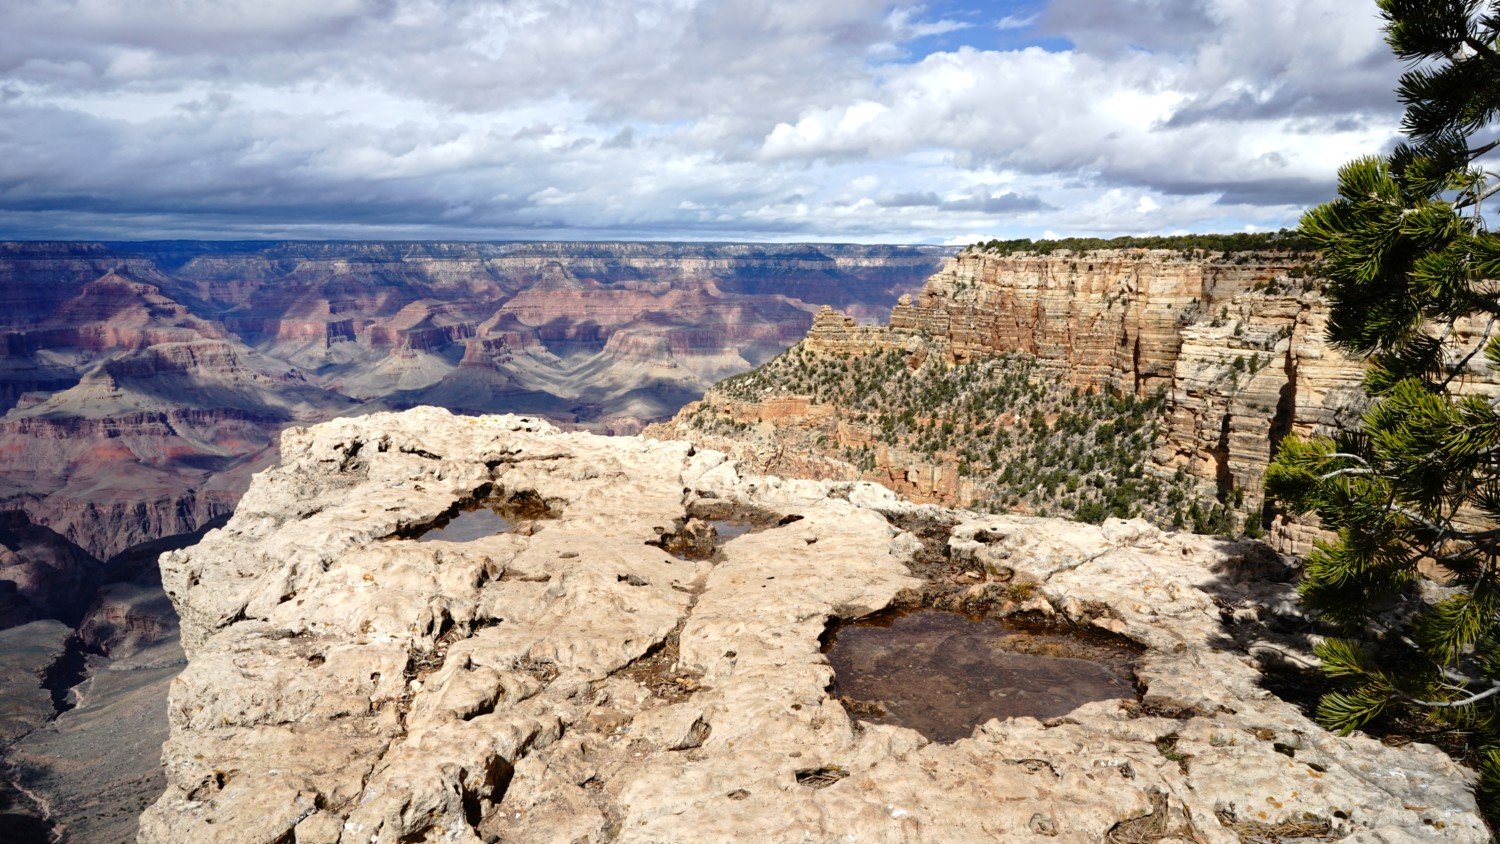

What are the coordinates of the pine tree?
(1264, 0, 1500, 819)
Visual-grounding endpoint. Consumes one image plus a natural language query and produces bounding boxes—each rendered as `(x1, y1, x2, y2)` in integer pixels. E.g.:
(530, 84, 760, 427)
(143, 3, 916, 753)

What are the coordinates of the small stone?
(1028, 813, 1058, 836)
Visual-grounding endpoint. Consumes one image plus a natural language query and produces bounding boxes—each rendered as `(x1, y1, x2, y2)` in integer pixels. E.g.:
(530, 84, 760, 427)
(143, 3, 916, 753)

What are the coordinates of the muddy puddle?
(824, 609, 1138, 742)
(402, 488, 560, 544)
(416, 508, 515, 542)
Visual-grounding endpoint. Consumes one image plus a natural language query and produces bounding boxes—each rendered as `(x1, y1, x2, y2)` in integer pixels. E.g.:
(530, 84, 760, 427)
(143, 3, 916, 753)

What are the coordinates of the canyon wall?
(0, 241, 946, 568)
(882, 250, 1298, 394)
(662, 248, 1380, 552)
(890, 250, 1372, 544)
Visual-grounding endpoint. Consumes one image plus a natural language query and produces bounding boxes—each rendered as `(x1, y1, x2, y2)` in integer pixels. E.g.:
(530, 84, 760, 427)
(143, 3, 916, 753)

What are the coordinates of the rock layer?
(820, 251, 1359, 525)
(141, 408, 1486, 842)
(884, 250, 1296, 393)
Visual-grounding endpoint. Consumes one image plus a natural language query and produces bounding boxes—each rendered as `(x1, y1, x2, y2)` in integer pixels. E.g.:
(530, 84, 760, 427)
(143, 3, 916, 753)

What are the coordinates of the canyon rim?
(4, 0, 1497, 840)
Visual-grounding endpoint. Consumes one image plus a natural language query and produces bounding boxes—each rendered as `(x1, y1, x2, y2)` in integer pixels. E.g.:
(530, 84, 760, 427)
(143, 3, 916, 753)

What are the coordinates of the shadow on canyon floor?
(0, 517, 223, 844)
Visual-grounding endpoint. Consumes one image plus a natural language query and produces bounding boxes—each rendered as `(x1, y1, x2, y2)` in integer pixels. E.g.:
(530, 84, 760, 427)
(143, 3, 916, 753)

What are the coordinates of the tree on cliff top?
(1265, 0, 1500, 818)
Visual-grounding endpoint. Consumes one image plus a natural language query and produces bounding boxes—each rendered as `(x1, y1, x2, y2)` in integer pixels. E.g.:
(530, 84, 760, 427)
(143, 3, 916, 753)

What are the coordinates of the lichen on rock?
(139, 407, 1487, 842)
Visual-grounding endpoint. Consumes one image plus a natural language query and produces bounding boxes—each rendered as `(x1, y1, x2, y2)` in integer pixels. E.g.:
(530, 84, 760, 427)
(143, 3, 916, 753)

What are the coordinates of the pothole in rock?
(707, 518, 763, 542)
(417, 508, 515, 543)
(823, 609, 1140, 743)
(404, 488, 558, 543)
(649, 509, 803, 560)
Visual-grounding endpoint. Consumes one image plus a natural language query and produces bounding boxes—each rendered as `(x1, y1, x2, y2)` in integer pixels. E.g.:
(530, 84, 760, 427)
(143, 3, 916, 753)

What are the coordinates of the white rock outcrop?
(140, 408, 1486, 842)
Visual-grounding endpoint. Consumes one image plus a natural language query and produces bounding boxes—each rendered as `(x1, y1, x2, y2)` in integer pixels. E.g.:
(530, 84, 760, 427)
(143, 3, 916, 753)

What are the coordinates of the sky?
(0, 0, 1406, 244)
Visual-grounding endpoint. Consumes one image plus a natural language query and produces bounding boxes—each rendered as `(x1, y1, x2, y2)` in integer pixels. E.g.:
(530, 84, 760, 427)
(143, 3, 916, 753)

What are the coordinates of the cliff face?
(136, 408, 1486, 842)
(885, 250, 1298, 393)
(659, 249, 1375, 551)
(1149, 284, 1369, 548)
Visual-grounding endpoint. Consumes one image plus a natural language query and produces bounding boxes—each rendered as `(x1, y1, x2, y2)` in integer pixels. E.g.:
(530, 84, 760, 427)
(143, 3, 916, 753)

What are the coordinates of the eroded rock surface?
(8, 636, 184, 844)
(142, 408, 1486, 842)
(0, 620, 71, 744)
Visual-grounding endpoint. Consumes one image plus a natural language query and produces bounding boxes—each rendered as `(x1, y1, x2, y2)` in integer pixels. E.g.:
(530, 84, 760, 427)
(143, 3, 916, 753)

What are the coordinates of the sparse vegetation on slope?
(973, 229, 1313, 257)
(689, 344, 1232, 532)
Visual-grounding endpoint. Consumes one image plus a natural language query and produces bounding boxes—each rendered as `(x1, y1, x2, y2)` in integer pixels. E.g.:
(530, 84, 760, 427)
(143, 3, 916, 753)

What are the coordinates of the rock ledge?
(141, 408, 1485, 842)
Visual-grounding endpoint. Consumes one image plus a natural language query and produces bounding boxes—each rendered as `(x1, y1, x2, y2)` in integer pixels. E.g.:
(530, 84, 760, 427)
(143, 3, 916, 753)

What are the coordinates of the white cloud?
(994, 14, 1038, 31)
(0, 0, 1405, 241)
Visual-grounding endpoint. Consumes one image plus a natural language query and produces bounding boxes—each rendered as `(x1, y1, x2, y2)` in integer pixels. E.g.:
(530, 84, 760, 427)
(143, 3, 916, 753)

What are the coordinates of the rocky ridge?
(140, 408, 1484, 842)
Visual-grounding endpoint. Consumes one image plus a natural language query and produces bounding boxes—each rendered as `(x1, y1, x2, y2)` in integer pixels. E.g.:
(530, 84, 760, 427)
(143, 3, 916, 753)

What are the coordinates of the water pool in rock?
(708, 519, 758, 542)
(823, 609, 1138, 742)
(415, 508, 515, 543)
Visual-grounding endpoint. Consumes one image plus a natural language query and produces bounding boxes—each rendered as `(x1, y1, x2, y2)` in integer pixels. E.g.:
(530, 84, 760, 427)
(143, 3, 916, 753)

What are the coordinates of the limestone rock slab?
(140, 408, 1487, 842)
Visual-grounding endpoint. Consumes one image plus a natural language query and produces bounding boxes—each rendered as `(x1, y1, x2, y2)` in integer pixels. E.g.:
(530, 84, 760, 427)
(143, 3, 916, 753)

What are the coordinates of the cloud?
(878, 189, 1052, 214)
(879, 192, 944, 208)
(758, 2, 1399, 210)
(0, 0, 1406, 241)
(1038, 0, 1217, 53)
(994, 14, 1039, 31)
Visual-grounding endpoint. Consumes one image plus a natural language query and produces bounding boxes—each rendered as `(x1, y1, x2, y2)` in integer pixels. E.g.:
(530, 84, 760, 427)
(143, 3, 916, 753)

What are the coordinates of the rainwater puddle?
(408, 489, 559, 543)
(416, 508, 515, 543)
(708, 519, 758, 542)
(823, 609, 1138, 742)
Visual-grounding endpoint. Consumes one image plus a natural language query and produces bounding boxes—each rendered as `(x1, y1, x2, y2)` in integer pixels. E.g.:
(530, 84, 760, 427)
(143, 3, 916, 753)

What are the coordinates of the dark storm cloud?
(1150, 175, 1338, 207)
(879, 192, 945, 208)
(1211, 179, 1339, 207)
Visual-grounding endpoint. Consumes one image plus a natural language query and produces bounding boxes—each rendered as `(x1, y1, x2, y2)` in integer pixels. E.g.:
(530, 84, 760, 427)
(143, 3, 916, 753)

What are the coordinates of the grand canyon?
(0, 241, 947, 565)
(655, 244, 1378, 555)
(6, 0, 1499, 838)
(3, 237, 1496, 841)
(0, 240, 947, 841)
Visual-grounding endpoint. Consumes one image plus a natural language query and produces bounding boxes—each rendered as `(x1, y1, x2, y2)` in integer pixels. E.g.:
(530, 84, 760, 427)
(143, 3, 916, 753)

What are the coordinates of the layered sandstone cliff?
(883, 250, 1297, 392)
(873, 251, 1363, 528)
(138, 408, 1486, 842)
(660, 248, 1375, 551)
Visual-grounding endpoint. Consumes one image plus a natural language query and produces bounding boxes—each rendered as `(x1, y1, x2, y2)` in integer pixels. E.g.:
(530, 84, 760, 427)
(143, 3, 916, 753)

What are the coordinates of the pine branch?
(1443, 666, 1500, 686)
(1320, 467, 1375, 480)
(1454, 176, 1500, 209)
(1409, 681, 1500, 708)
(1471, 138, 1500, 160)
(1247, 644, 1322, 669)
(1440, 314, 1498, 389)
(1463, 35, 1500, 70)
(1390, 503, 1448, 532)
